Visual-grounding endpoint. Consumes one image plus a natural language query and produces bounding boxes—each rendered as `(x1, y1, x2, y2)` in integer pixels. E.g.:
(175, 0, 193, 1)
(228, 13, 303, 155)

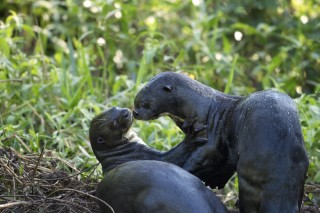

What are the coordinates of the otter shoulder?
(242, 90, 295, 109)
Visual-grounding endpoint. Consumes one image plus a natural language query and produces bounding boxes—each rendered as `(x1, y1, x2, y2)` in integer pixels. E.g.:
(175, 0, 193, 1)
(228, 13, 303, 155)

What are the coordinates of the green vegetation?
(1, 0, 319, 208)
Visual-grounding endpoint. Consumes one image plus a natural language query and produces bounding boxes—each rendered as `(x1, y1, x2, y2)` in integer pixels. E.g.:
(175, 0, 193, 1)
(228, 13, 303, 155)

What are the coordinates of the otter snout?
(121, 109, 133, 127)
(133, 110, 139, 118)
(122, 108, 130, 118)
(133, 108, 148, 120)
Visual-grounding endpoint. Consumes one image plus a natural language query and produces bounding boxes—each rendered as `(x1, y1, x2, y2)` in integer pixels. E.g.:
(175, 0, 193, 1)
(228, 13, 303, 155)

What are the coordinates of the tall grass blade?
(224, 55, 238, 94)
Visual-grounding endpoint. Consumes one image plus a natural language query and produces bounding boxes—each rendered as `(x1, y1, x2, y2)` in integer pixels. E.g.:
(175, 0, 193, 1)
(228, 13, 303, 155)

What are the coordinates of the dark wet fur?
(96, 160, 228, 213)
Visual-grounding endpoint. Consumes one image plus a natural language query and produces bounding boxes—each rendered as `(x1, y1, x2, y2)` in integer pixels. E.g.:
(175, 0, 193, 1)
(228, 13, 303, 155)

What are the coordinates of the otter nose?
(133, 110, 139, 118)
(122, 109, 130, 118)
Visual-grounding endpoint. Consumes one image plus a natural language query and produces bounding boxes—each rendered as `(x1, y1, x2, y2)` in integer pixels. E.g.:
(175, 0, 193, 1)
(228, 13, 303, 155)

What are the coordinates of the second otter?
(89, 107, 228, 212)
(89, 106, 206, 173)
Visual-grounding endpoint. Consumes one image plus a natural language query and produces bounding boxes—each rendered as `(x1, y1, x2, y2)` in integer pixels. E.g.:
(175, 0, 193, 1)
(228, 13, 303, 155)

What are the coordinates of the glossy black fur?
(96, 160, 228, 213)
(134, 72, 309, 212)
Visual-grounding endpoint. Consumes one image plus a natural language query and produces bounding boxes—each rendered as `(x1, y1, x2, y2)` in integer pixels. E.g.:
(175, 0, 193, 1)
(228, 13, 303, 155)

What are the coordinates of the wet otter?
(133, 72, 309, 212)
(89, 106, 206, 173)
(89, 107, 226, 212)
(96, 160, 228, 213)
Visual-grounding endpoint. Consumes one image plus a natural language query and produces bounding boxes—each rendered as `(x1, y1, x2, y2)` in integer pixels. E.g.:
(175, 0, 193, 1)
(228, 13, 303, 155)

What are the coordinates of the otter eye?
(163, 85, 172, 92)
(97, 137, 104, 144)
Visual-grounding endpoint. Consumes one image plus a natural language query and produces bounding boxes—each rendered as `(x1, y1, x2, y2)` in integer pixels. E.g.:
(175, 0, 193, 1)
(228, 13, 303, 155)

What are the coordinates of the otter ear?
(163, 85, 173, 92)
(97, 137, 105, 144)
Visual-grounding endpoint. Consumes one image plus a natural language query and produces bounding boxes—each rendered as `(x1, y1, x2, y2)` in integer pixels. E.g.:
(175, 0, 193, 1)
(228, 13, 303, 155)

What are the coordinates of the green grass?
(0, 0, 320, 207)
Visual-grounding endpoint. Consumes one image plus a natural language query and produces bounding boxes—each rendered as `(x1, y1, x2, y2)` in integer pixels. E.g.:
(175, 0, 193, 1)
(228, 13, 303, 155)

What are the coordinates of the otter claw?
(185, 122, 207, 141)
(182, 116, 198, 130)
(194, 125, 207, 134)
(189, 116, 198, 126)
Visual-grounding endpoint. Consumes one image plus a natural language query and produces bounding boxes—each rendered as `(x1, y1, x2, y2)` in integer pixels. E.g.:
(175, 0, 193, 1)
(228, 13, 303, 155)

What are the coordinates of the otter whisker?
(94, 120, 109, 125)
(94, 119, 108, 124)
(97, 121, 111, 129)
(93, 119, 110, 126)
(96, 119, 108, 122)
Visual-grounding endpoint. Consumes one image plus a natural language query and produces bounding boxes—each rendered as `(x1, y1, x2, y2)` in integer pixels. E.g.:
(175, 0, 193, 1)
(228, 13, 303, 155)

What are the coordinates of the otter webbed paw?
(183, 117, 207, 145)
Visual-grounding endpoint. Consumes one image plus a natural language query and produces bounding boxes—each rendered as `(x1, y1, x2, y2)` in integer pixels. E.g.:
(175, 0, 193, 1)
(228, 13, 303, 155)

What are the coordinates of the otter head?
(133, 72, 186, 121)
(89, 107, 133, 155)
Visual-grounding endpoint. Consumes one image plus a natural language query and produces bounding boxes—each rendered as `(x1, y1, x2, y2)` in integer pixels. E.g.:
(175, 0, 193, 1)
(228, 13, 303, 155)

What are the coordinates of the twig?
(39, 163, 99, 181)
(52, 156, 79, 172)
(0, 201, 29, 209)
(8, 148, 32, 160)
(12, 176, 16, 200)
(0, 195, 95, 212)
(54, 188, 115, 213)
(304, 193, 319, 208)
(31, 147, 45, 181)
(40, 197, 93, 212)
(0, 159, 23, 185)
(14, 135, 32, 152)
(9, 147, 78, 173)
(85, 162, 100, 182)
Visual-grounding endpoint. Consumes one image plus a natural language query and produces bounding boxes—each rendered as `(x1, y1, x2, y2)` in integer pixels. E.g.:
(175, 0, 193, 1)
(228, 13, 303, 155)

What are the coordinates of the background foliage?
(1, 0, 320, 207)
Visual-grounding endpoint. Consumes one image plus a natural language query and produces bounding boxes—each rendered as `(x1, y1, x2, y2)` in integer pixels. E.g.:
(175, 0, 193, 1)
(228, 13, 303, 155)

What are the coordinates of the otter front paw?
(184, 117, 207, 145)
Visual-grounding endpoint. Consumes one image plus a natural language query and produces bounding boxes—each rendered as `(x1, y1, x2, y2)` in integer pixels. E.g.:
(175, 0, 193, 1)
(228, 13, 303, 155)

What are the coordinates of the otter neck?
(183, 95, 212, 124)
(177, 83, 240, 125)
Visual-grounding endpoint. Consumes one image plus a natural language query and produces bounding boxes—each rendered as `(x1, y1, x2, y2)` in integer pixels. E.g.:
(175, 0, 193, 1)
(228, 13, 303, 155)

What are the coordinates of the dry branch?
(0, 147, 101, 213)
(0, 201, 29, 209)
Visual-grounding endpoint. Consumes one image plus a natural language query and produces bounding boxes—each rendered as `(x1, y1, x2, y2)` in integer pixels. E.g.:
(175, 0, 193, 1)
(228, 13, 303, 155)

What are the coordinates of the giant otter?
(89, 107, 226, 212)
(96, 160, 228, 213)
(89, 106, 206, 173)
(133, 72, 309, 212)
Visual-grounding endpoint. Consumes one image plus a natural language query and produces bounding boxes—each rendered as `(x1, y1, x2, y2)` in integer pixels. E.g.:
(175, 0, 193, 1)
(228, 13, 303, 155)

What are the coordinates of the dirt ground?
(0, 148, 319, 213)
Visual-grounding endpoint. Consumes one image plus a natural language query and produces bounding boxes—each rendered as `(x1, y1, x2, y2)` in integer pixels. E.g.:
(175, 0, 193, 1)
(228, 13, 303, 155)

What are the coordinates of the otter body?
(89, 107, 227, 213)
(96, 160, 227, 213)
(89, 107, 206, 173)
(133, 72, 309, 212)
